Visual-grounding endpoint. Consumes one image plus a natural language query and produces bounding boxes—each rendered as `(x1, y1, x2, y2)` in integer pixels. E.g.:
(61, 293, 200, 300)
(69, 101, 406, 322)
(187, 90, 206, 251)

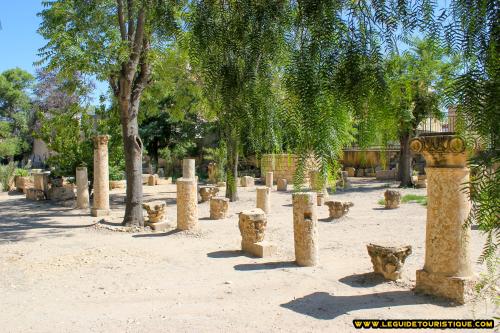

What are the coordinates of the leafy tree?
(384, 38, 458, 187)
(188, 0, 288, 201)
(38, 0, 180, 226)
(0, 68, 35, 160)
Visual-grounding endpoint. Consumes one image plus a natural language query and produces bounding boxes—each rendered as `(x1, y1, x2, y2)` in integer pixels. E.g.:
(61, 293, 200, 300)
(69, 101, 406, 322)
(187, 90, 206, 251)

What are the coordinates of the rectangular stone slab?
(242, 241, 276, 258)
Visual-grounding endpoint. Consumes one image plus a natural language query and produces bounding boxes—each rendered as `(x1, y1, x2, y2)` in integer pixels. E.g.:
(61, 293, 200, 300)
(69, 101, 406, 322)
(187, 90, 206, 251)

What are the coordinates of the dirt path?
(0, 179, 496, 332)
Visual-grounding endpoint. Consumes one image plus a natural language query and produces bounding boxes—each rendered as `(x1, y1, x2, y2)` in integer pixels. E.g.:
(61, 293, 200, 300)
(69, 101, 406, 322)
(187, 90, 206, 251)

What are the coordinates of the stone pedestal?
(176, 178, 198, 230)
(325, 200, 353, 219)
(367, 243, 412, 281)
(26, 188, 46, 201)
(345, 167, 355, 177)
(384, 190, 401, 209)
(410, 134, 477, 304)
(147, 174, 157, 186)
(200, 186, 219, 203)
(33, 171, 50, 196)
(292, 192, 318, 266)
(143, 201, 168, 231)
(316, 192, 325, 206)
(256, 186, 271, 214)
(182, 159, 196, 180)
(91, 135, 110, 217)
(265, 172, 273, 190)
(76, 167, 89, 209)
(208, 162, 217, 184)
(210, 197, 229, 219)
(241, 176, 254, 187)
(238, 209, 275, 257)
(277, 178, 288, 191)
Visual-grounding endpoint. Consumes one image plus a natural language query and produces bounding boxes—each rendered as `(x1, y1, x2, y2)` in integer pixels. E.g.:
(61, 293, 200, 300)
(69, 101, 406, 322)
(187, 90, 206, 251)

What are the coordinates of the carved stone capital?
(410, 134, 475, 168)
(93, 135, 110, 147)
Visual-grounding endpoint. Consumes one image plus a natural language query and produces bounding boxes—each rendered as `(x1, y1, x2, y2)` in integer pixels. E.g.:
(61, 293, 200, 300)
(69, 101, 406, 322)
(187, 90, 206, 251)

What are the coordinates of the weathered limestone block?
(143, 201, 167, 223)
(265, 172, 273, 189)
(241, 176, 255, 187)
(210, 197, 229, 219)
(292, 192, 318, 266)
(109, 180, 126, 189)
(325, 200, 353, 219)
(217, 181, 226, 188)
(48, 185, 76, 203)
(51, 177, 64, 188)
(176, 178, 198, 230)
(376, 169, 397, 180)
(367, 243, 412, 280)
(26, 188, 46, 201)
(15, 176, 32, 193)
(156, 177, 172, 185)
(410, 134, 478, 304)
(412, 175, 427, 188)
(316, 192, 325, 206)
(256, 186, 271, 214)
(384, 190, 401, 209)
(345, 167, 356, 177)
(33, 171, 50, 194)
(142, 174, 150, 184)
(199, 186, 219, 203)
(277, 178, 288, 191)
(91, 135, 110, 217)
(182, 159, 196, 179)
(76, 167, 89, 209)
(238, 208, 275, 257)
(207, 162, 217, 184)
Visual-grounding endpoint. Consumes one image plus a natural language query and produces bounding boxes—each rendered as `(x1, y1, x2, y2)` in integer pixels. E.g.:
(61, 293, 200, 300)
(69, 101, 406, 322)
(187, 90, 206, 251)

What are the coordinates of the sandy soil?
(0, 178, 496, 332)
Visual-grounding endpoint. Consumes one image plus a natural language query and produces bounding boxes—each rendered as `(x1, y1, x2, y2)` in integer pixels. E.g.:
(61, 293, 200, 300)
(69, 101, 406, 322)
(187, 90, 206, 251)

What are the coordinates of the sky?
(0, 1, 108, 103)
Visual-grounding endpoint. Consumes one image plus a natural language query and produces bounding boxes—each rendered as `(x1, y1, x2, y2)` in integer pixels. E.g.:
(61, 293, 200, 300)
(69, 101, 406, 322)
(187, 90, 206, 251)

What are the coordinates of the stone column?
(176, 178, 198, 230)
(91, 135, 110, 217)
(256, 186, 271, 214)
(182, 159, 196, 180)
(410, 134, 476, 304)
(239, 209, 276, 257)
(265, 172, 273, 190)
(33, 171, 50, 193)
(76, 167, 89, 209)
(292, 192, 318, 266)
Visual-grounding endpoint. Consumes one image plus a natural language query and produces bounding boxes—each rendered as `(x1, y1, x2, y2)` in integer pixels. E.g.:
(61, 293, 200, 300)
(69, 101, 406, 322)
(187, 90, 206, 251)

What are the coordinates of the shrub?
(0, 162, 16, 191)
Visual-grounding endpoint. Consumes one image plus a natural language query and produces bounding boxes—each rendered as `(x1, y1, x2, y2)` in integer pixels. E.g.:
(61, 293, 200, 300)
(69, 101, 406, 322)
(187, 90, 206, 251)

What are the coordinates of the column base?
(415, 269, 476, 304)
(91, 208, 110, 217)
(242, 241, 276, 258)
(146, 221, 169, 232)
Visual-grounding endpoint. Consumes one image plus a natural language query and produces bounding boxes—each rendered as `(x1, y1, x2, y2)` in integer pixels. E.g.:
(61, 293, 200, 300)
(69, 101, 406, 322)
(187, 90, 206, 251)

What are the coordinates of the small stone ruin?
(210, 197, 229, 219)
(199, 186, 219, 203)
(366, 243, 412, 281)
(142, 201, 168, 231)
(277, 178, 288, 191)
(384, 190, 401, 209)
(240, 176, 255, 187)
(238, 209, 275, 257)
(325, 200, 354, 219)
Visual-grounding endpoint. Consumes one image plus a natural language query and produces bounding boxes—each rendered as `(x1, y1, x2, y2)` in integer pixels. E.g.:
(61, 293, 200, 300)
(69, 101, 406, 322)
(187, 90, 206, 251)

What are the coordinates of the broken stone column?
(207, 162, 217, 184)
(265, 172, 273, 190)
(147, 174, 157, 186)
(367, 243, 412, 280)
(325, 200, 353, 219)
(292, 192, 318, 266)
(277, 178, 288, 191)
(238, 208, 275, 257)
(210, 197, 229, 219)
(384, 190, 401, 209)
(176, 178, 198, 230)
(199, 186, 219, 203)
(241, 176, 255, 187)
(91, 135, 110, 217)
(33, 171, 50, 195)
(316, 192, 325, 206)
(143, 201, 168, 231)
(182, 158, 196, 180)
(256, 186, 271, 214)
(410, 134, 477, 304)
(345, 167, 355, 177)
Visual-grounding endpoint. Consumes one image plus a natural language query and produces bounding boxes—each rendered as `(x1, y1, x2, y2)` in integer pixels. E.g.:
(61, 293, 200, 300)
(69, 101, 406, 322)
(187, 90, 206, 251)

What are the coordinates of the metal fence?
(417, 114, 457, 134)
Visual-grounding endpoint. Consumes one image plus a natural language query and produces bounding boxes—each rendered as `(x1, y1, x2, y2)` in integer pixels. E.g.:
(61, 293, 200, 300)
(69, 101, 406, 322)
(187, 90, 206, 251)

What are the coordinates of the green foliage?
(0, 68, 35, 159)
(14, 168, 29, 177)
(0, 162, 16, 191)
(378, 194, 427, 206)
(203, 142, 227, 182)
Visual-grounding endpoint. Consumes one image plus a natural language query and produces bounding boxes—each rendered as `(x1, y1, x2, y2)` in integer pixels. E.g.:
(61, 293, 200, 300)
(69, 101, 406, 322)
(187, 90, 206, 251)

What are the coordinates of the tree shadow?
(132, 229, 181, 238)
(207, 250, 244, 258)
(339, 272, 387, 288)
(234, 261, 297, 271)
(280, 290, 452, 320)
(372, 207, 387, 211)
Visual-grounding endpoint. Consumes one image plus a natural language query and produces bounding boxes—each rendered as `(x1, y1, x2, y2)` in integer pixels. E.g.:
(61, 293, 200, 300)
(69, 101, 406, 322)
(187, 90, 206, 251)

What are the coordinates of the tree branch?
(127, 0, 135, 42)
(126, 5, 145, 82)
(116, 0, 127, 40)
(130, 38, 152, 118)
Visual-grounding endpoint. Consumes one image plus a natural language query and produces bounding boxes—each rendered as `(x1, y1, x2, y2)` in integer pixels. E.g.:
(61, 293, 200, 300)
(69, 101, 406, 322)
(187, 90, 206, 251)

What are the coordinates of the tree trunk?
(398, 132, 413, 187)
(120, 99, 144, 227)
(225, 135, 239, 202)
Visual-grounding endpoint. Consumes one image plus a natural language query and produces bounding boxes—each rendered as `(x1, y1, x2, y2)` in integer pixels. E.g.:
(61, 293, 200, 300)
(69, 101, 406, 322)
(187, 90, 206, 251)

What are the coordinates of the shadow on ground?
(281, 290, 452, 320)
(339, 272, 387, 288)
(207, 250, 243, 258)
(234, 261, 297, 271)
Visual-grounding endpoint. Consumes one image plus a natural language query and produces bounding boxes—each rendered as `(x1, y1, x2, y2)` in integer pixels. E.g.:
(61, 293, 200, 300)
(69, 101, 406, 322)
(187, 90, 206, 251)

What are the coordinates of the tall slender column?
(177, 159, 198, 230)
(265, 171, 273, 189)
(410, 134, 477, 304)
(76, 166, 89, 209)
(256, 186, 271, 214)
(91, 135, 110, 217)
(183, 159, 196, 179)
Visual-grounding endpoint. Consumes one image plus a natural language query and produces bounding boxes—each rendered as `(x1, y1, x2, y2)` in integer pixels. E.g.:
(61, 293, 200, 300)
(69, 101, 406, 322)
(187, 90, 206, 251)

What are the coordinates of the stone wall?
(260, 154, 299, 183)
